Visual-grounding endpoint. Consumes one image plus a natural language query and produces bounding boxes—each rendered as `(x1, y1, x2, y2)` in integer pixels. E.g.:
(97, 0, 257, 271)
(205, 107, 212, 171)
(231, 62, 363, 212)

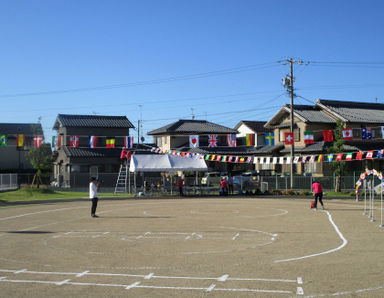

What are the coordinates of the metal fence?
(0, 174, 18, 191)
(260, 175, 359, 192)
(53, 172, 365, 194)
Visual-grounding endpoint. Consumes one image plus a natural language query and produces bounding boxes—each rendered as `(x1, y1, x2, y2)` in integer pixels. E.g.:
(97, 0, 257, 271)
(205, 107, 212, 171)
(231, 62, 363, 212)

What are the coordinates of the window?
(294, 128, 300, 142)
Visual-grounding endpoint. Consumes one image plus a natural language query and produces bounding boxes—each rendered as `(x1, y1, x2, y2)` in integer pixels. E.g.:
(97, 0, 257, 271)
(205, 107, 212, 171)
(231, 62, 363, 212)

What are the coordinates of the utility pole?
(138, 105, 143, 145)
(280, 58, 304, 189)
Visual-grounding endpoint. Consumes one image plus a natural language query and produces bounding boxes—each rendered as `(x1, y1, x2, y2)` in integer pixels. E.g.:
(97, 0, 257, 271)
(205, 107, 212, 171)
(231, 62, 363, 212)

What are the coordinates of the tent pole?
(380, 180, 383, 227)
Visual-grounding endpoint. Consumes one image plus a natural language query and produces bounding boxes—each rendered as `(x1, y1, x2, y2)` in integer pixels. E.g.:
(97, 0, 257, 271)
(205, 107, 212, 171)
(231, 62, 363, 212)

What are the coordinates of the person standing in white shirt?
(89, 177, 99, 217)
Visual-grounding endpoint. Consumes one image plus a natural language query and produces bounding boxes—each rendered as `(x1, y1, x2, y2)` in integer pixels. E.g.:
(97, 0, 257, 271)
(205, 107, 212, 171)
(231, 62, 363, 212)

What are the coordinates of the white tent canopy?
(129, 154, 208, 173)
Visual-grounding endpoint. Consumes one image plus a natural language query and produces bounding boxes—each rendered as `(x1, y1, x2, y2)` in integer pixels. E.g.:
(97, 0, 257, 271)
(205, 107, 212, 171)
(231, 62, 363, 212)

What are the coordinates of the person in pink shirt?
(312, 180, 324, 210)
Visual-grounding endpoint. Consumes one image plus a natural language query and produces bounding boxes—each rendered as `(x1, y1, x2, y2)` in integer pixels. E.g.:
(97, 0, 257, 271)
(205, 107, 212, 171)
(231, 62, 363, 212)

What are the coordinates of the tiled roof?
(279, 140, 384, 154)
(63, 146, 123, 158)
(254, 144, 285, 154)
(0, 123, 43, 135)
(316, 99, 384, 123)
(53, 114, 134, 130)
(147, 119, 237, 135)
(265, 105, 335, 128)
(234, 121, 271, 133)
(62, 143, 155, 158)
(187, 146, 259, 155)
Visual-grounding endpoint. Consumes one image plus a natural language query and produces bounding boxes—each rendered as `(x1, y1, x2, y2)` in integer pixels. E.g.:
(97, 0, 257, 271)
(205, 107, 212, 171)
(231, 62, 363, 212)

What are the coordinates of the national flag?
(205, 154, 211, 160)
(285, 156, 291, 164)
(216, 155, 222, 161)
(17, 134, 25, 147)
(346, 153, 353, 161)
(246, 134, 255, 146)
(227, 134, 237, 147)
(34, 135, 43, 148)
(342, 129, 353, 141)
(265, 132, 275, 146)
(221, 156, 227, 162)
(377, 149, 384, 159)
(70, 135, 79, 148)
(279, 157, 285, 164)
(106, 138, 115, 148)
(89, 136, 97, 148)
(245, 157, 252, 163)
(180, 152, 185, 157)
(208, 134, 218, 147)
(210, 154, 216, 161)
(356, 151, 363, 160)
(336, 153, 343, 161)
(318, 154, 323, 162)
(366, 150, 374, 159)
(239, 157, 246, 163)
(301, 156, 307, 163)
(293, 156, 300, 163)
(309, 155, 316, 163)
(227, 156, 233, 162)
(327, 154, 334, 162)
(265, 157, 271, 164)
(362, 127, 372, 140)
(284, 132, 294, 145)
(0, 134, 7, 146)
(323, 130, 334, 142)
(233, 156, 239, 163)
(189, 135, 199, 148)
(272, 157, 277, 164)
(124, 136, 134, 149)
(52, 136, 56, 149)
(304, 131, 314, 144)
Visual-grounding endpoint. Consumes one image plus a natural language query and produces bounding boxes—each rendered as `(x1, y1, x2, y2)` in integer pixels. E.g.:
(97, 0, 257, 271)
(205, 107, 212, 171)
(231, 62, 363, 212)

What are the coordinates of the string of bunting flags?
(151, 147, 384, 164)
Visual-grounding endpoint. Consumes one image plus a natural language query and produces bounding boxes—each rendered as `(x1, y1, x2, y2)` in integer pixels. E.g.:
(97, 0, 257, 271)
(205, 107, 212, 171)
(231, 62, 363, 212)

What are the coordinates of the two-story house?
(0, 123, 44, 172)
(147, 119, 250, 172)
(52, 114, 134, 187)
(264, 99, 384, 175)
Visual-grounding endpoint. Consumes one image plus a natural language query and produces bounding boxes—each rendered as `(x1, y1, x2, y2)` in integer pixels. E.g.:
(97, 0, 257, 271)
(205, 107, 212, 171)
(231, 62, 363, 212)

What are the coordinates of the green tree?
(26, 143, 52, 188)
(326, 120, 345, 192)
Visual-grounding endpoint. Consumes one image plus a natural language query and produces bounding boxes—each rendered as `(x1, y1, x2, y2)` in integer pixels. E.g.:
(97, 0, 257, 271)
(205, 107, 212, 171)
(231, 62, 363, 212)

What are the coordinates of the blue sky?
(1, 0, 384, 143)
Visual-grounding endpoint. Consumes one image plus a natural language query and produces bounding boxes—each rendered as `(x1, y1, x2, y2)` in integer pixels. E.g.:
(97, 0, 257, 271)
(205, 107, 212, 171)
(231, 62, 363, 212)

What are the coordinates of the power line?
(0, 61, 279, 98)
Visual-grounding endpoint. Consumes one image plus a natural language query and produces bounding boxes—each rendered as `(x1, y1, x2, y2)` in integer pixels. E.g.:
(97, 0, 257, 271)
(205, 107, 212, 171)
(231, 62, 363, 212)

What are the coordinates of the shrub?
(287, 189, 296, 195)
(301, 190, 311, 196)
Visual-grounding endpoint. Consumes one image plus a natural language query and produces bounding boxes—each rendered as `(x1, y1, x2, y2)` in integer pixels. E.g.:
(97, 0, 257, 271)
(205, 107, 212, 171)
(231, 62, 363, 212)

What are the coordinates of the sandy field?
(0, 197, 383, 297)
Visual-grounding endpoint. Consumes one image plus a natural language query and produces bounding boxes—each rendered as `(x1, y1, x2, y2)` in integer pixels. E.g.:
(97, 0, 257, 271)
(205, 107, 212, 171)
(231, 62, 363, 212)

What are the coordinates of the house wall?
(236, 124, 265, 146)
(56, 127, 131, 148)
(0, 137, 35, 171)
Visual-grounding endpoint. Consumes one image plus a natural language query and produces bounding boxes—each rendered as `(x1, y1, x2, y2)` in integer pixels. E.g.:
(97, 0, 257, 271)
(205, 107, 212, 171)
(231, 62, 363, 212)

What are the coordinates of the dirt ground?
(0, 197, 383, 297)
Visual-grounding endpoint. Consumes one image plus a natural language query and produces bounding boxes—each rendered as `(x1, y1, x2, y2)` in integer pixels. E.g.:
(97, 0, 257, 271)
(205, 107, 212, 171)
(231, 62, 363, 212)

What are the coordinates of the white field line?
(0, 278, 294, 294)
(0, 206, 89, 221)
(0, 268, 298, 283)
(274, 210, 348, 263)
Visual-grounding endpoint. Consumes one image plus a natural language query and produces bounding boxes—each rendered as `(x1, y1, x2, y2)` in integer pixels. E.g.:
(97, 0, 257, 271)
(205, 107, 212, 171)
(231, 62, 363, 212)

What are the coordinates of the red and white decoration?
(342, 129, 353, 141)
(189, 135, 199, 148)
(207, 134, 218, 147)
(70, 135, 79, 148)
(33, 135, 43, 148)
(284, 132, 294, 145)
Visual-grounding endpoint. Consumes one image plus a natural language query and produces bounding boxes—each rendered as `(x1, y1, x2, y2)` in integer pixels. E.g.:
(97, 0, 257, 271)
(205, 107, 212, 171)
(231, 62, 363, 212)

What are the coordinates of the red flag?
(34, 135, 43, 148)
(323, 130, 334, 142)
(336, 153, 343, 161)
(356, 151, 363, 160)
(342, 129, 353, 141)
(366, 150, 374, 159)
(70, 136, 79, 148)
(284, 132, 294, 145)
